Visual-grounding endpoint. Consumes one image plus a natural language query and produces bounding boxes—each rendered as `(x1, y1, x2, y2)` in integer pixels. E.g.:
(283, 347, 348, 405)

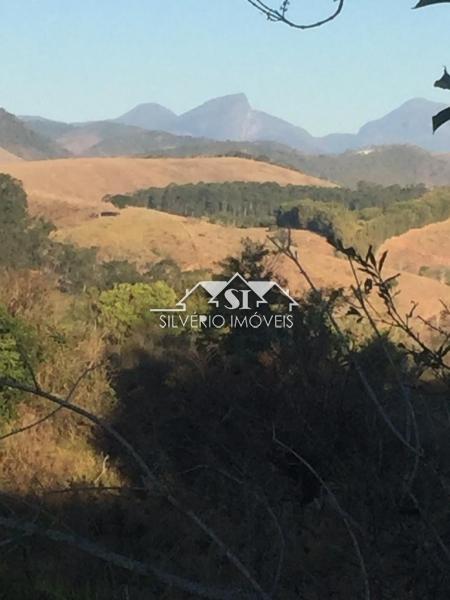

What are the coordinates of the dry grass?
(0, 405, 120, 493)
(0, 152, 447, 323)
(0, 269, 120, 494)
(55, 207, 450, 321)
(55, 207, 332, 269)
(379, 218, 450, 275)
(0, 156, 334, 226)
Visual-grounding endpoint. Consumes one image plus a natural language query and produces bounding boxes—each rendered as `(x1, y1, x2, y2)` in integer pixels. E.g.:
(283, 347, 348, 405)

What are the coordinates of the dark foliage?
(107, 179, 450, 252)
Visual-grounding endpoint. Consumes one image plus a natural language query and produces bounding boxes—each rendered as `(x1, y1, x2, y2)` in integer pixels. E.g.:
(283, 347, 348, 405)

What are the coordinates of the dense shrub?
(97, 281, 176, 336)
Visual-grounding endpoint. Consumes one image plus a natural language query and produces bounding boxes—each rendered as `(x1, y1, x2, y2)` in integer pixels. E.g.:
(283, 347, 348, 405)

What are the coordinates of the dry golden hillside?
(0, 156, 333, 225)
(380, 218, 450, 275)
(1, 153, 446, 320)
(56, 207, 450, 321)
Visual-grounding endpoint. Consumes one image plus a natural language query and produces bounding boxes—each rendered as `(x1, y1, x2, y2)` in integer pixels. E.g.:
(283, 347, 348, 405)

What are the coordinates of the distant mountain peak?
(131, 101, 173, 109)
(115, 103, 177, 131)
(198, 93, 250, 107)
(398, 97, 443, 108)
(10, 94, 450, 159)
(174, 93, 253, 141)
(114, 94, 450, 153)
(119, 101, 177, 116)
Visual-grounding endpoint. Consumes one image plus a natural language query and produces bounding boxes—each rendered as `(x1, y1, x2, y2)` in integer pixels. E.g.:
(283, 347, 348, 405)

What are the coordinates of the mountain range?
(16, 94, 450, 157)
(0, 94, 450, 187)
(114, 94, 450, 154)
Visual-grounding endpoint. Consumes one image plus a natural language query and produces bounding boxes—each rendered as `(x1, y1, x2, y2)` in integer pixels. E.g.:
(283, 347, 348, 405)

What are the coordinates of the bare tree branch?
(0, 363, 99, 443)
(0, 377, 270, 600)
(246, 0, 346, 30)
(0, 406, 62, 443)
(0, 514, 250, 600)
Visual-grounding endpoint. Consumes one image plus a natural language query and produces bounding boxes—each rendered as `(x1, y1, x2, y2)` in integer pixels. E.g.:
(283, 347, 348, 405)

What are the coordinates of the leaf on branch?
(364, 278, 373, 294)
(378, 250, 388, 272)
(433, 107, 450, 133)
(435, 67, 450, 90)
(414, 0, 450, 7)
(381, 273, 400, 287)
(366, 246, 376, 268)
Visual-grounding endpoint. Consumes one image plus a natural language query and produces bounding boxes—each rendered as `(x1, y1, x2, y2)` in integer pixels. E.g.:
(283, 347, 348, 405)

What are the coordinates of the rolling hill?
(21, 116, 283, 158)
(290, 145, 450, 187)
(18, 112, 450, 187)
(20, 115, 75, 139)
(0, 150, 446, 323)
(380, 218, 450, 277)
(0, 156, 332, 225)
(141, 144, 450, 187)
(57, 124, 223, 157)
(0, 108, 70, 159)
(54, 206, 450, 322)
(55, 121, 167, 155)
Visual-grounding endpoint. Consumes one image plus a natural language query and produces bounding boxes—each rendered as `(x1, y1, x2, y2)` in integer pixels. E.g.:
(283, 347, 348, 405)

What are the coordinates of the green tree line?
(108, 180, 450, 251)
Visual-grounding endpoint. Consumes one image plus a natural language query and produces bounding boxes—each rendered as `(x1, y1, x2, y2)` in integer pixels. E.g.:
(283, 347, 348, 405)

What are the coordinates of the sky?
(0, 0, 449, 135)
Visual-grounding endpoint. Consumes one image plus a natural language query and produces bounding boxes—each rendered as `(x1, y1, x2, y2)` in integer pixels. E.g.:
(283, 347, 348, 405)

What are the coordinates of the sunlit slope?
(0, 156, 334, 225)
(55, 207, 450, 320)
(380, 218, 450, 275)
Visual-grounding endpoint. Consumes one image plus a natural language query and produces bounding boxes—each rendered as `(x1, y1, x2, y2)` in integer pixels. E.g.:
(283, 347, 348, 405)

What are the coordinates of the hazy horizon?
(7, 94, 445, 140)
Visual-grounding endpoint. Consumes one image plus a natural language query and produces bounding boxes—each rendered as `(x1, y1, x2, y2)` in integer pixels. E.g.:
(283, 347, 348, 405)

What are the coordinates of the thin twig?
(269, 233, 421, 456)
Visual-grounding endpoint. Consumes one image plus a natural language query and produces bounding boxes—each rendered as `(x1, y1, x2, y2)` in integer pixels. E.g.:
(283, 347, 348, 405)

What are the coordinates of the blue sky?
(0, 0, 449, 135)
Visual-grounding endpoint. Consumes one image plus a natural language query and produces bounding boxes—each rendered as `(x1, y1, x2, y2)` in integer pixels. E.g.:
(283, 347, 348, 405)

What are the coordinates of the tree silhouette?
(434, 67, 450, 132)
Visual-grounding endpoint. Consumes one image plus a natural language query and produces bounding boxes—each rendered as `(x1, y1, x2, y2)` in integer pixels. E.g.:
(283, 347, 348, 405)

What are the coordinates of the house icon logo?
(151, 273, 299, 330)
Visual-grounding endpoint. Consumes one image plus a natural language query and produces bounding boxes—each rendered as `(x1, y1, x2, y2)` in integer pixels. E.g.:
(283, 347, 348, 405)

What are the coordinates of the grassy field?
(0, 156, 334, 225)
(1, 153, 447, 320)
(55, 206, 450, 320)
(380, 217, 450, 275)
